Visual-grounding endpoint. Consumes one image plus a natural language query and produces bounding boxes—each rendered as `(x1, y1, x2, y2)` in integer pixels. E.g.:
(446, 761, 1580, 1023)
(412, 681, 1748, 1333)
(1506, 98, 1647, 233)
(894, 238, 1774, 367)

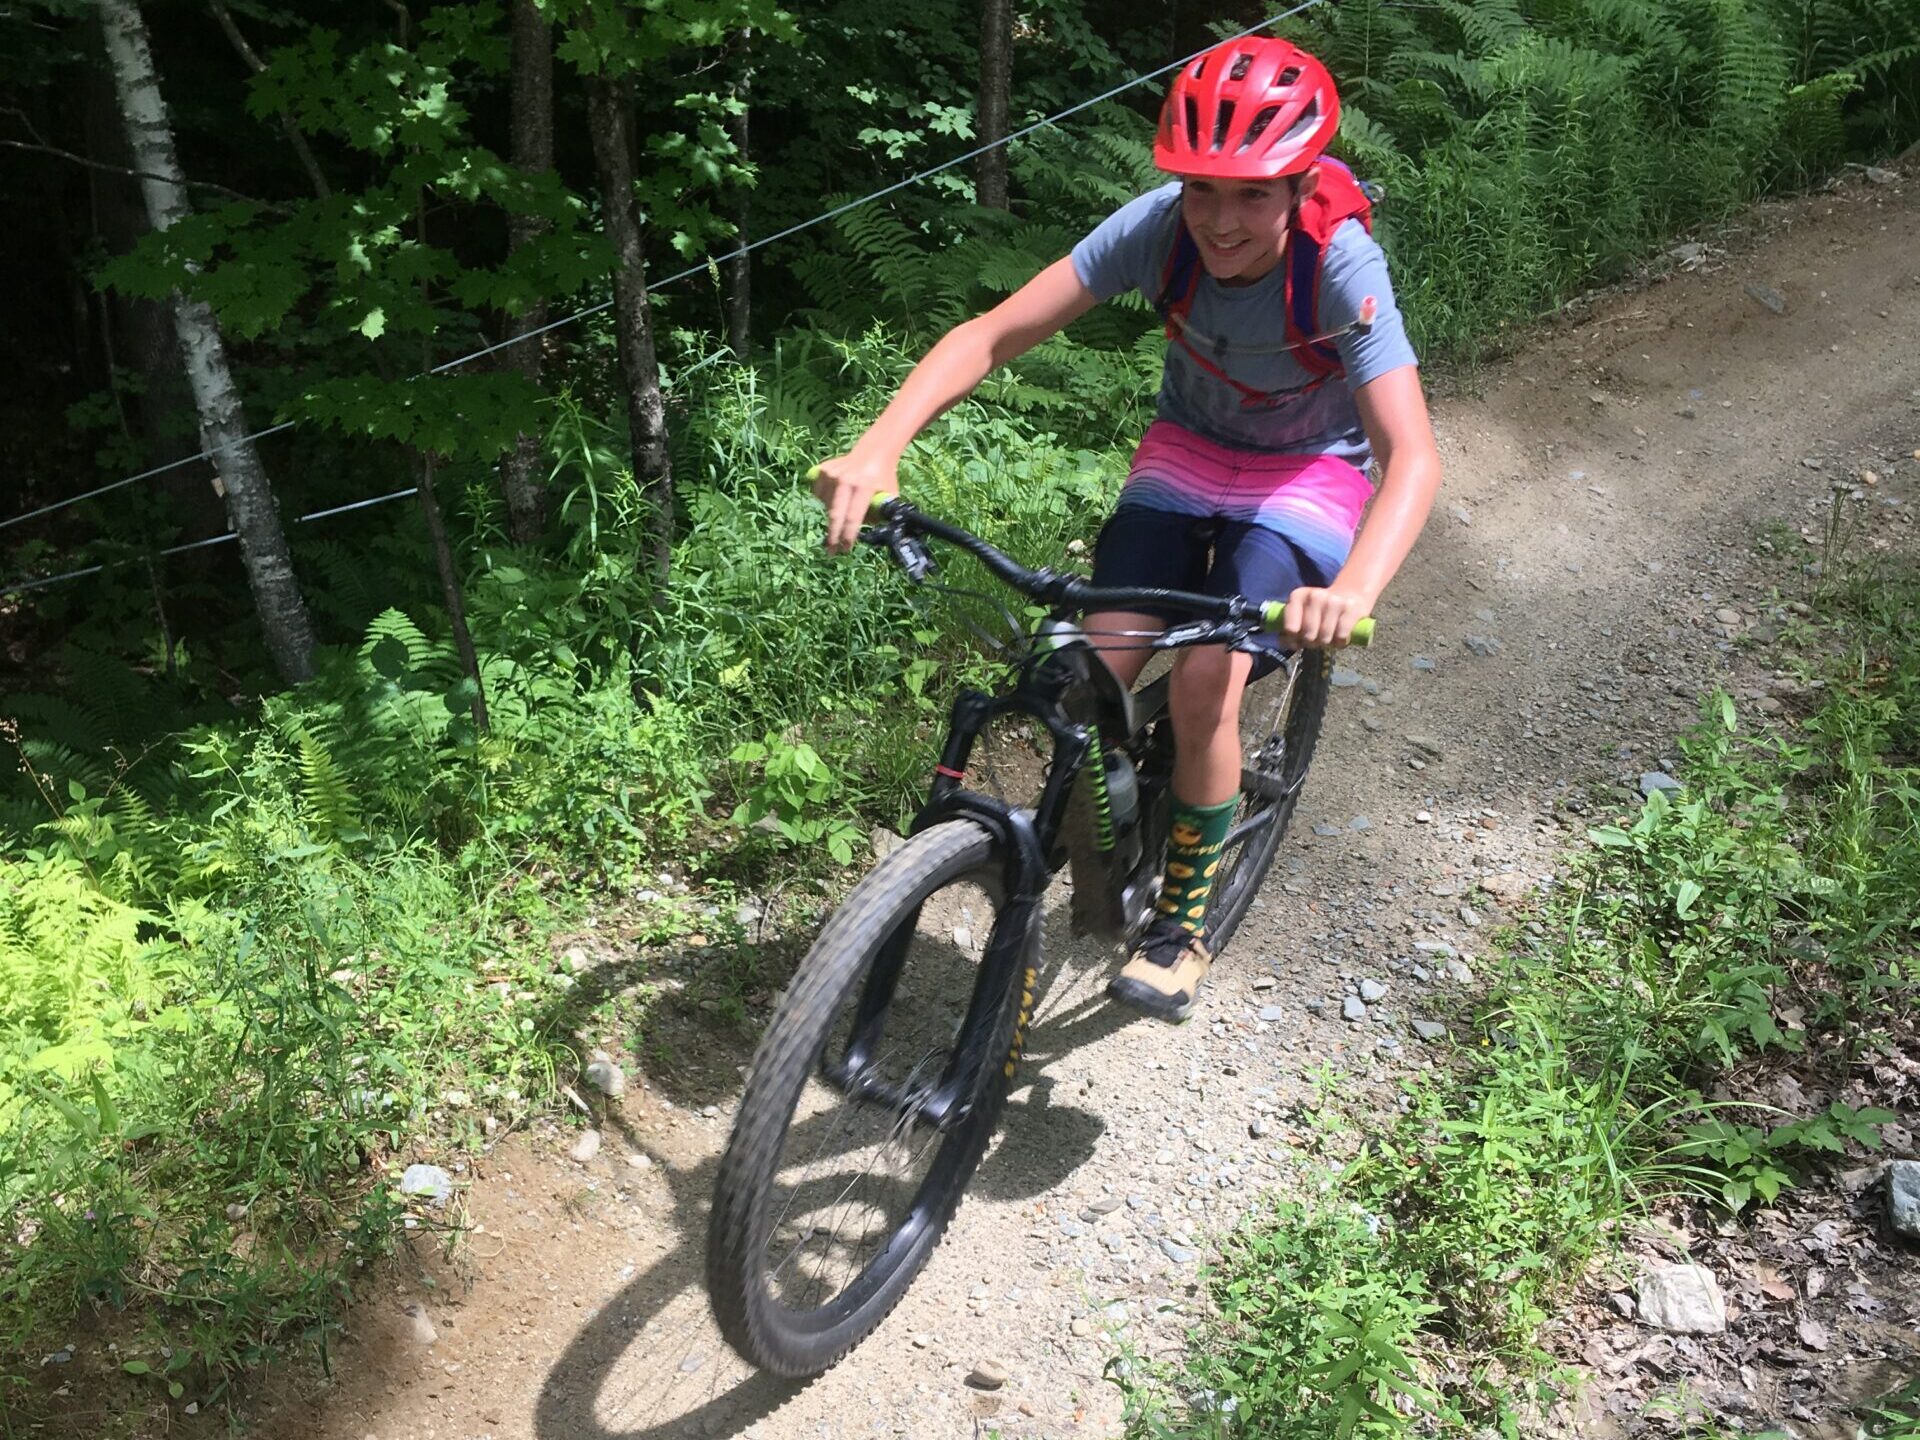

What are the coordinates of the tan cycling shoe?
(1107, 919, 1213, 1022)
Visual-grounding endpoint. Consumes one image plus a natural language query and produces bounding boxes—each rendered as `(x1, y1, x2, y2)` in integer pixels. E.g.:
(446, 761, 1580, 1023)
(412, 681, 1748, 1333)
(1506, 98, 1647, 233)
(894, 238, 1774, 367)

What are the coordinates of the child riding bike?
(814, 35, 1441, 1021)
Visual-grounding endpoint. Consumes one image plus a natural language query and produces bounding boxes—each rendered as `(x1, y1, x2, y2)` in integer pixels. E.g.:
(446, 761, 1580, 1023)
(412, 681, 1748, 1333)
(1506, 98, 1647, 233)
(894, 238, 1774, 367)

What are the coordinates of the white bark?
(97, 0, 316, 684)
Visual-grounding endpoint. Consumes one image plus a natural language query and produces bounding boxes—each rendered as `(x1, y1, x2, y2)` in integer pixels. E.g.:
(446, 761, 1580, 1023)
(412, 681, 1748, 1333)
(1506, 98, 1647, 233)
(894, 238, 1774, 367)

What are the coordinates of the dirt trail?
(246, 175, 1920, 1440)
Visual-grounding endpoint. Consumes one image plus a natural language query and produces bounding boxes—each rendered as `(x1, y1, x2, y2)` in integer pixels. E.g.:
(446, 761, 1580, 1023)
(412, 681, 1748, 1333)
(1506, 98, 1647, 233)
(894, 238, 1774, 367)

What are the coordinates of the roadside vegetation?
(1116, 533, 1920, 1437)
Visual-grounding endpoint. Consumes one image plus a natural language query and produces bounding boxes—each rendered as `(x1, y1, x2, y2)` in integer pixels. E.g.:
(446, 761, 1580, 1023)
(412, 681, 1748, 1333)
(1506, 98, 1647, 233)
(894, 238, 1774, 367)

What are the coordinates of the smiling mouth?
(1201, 235, 1251, 258)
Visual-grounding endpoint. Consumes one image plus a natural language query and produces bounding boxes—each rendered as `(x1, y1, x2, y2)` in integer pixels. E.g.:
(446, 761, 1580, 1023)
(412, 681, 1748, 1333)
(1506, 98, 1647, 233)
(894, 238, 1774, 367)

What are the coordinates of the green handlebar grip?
(805, 466, 895, 519)
(1259, 601, 1375, 647)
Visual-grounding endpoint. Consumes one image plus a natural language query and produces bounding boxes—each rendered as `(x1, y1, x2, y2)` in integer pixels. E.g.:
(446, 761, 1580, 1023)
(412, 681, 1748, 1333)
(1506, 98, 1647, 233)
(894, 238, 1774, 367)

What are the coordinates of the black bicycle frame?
(823, 501, 1275, 1134)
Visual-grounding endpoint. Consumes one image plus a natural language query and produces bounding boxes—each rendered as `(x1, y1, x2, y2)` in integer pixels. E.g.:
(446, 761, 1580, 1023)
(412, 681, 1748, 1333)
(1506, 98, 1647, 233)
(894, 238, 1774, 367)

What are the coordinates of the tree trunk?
(977, 0, 1013, 210)
(97, 0, 316, 685)
(415, 455, 491, 735)
(725, 29, 752, 359)
(208, 0, 331, 201)
(585, 72, 672, 586)
(497, 0, 554, 544)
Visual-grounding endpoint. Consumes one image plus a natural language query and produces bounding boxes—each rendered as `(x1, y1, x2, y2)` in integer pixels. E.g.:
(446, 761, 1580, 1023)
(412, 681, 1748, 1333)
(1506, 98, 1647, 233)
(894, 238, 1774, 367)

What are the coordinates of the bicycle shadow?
(532, 928, 1131, 1440)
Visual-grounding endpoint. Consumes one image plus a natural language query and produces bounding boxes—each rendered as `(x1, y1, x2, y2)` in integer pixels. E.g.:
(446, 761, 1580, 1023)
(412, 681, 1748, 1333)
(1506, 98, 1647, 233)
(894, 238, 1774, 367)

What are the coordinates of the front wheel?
(1204, 649, 1332, 954)
(707, 819, 1023, 1378)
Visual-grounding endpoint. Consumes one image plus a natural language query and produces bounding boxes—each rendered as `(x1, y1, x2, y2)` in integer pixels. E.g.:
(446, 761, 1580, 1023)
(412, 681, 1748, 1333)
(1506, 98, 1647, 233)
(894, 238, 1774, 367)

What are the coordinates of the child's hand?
(1280, 585, 1372, 648)
(813, 453, 897, 554)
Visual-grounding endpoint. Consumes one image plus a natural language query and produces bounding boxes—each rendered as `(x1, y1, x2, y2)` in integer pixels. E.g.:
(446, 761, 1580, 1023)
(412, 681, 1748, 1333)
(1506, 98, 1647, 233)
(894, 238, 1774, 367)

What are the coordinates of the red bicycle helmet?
(1154, 36, 1340, 180)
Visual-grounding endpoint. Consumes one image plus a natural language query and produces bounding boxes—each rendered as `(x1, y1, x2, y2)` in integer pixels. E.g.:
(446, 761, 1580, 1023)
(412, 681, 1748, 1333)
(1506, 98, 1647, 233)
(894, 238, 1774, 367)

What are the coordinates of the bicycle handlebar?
(807, 471, 1373, 647)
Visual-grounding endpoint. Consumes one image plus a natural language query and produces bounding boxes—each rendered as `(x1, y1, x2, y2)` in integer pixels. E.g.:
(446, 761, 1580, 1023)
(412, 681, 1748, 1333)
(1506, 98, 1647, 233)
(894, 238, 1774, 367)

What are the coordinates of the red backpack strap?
(1283, 157, 1373, 380)
(1154, 219, 1204, 339)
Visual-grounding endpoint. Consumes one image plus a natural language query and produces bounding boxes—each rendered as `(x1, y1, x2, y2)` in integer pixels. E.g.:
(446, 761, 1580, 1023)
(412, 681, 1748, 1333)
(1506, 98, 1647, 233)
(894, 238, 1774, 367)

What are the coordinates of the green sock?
(1155, 794, 1239, 935)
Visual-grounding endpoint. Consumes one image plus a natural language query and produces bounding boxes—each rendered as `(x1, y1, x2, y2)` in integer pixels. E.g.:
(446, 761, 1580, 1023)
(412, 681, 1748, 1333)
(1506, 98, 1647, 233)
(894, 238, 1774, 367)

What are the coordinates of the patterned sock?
(1154, 794, 1239, 936)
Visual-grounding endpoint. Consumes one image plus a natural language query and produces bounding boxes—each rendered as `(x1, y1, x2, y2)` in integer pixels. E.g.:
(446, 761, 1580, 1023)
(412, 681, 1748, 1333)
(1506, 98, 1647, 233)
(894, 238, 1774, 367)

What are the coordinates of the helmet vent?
(1278, 65, 1302, 86)
(1211, 99, 1236, 151)
(1228, 54, 1254, 82)
(1278, 98, 1320, 145)
(1183, 95, 1201, 148)
(1240, 104, 1280, 152)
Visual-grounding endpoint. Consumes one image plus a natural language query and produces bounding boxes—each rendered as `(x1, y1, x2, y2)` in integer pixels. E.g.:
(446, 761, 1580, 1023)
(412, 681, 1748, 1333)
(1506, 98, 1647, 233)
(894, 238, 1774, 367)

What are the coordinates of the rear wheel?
(707, 820, 1023, 1378)
(1204, 649, 1331, 954)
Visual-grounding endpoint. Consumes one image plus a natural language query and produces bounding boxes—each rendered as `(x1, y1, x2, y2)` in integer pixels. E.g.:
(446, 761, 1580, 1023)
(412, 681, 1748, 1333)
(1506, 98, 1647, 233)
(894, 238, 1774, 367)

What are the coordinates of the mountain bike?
(707, 494, 1372, 1378)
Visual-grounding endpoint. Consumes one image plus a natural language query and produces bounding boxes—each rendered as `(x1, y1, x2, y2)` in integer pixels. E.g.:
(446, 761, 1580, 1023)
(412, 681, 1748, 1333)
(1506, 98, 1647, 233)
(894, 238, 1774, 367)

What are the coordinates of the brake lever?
(859, 520, 938, 583)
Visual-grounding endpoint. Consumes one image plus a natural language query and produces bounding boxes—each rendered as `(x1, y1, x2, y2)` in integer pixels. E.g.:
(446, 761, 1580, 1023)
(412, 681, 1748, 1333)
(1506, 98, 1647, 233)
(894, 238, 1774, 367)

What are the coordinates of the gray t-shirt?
(1070, 181, 1417, 464)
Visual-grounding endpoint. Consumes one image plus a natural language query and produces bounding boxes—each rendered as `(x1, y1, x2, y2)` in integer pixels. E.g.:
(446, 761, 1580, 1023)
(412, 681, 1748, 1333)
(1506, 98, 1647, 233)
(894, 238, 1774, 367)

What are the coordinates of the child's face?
(1179, 176, 1303, 285)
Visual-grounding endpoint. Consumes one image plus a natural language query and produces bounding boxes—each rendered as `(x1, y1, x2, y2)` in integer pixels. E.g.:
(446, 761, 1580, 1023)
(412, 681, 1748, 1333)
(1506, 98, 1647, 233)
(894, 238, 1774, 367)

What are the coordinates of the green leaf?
(121, 1361, 151, 1376)
(1719, 692, 1737, 730)
(442, 677, 479, 715)
(368, 635, 410, 682)
(357, 306, 387, 339)
(1674, 879, 1704, 919)
(1587, 825, 1634, 848)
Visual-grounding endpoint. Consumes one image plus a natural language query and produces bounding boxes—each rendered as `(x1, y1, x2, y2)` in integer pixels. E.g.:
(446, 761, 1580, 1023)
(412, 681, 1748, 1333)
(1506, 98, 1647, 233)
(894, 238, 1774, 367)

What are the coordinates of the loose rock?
(405, 1303, 439, 1346)
(1359, 979, 1387, 1003)
(1888, 1160, 1920, 1240)
(569, 1129, 603, 1164)
(584, 1059, 626, 1098)
(1342, 996, 1368, 1022)
(1639, 771, 1683, 798)
(1636, 1263, 1728, 1335)
(400, 1164, 453, 1206)
(1743, 283, 1787, 315)
(1411, 1019, 1448, 1042)
(968, 1360, 1009, 1391)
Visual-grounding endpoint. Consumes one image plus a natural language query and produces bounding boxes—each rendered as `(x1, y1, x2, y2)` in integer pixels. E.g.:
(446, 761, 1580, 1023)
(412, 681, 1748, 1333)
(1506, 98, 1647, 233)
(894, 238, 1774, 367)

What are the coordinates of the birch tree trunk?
(977, 0, 1013, 210)
(725, 29, 753, 359)
(97, 0, 316, 684)
(497, 0, 555, 544)
(585, 72, 673, 586)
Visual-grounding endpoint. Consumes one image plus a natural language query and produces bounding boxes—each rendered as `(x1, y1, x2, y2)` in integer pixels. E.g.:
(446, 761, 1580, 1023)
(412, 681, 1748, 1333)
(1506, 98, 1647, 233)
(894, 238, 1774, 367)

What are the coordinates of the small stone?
(1443, 959, 1475, 984)
(1330, 666, 1362, 689)
(1800, 457, 1824, 471)
(1714, 608, 1742, 628)
(1410, 655, 1437, 673)
(1312, 822, 1341, 837)
(1797, 1318, 1830, 1351)
(1639, 771, 1683, 798)
(1258, 1005, 1285, 1023)
(399, 1164, 453, 1206)
(1251, 975, 1276, 991)
(1888, 1160, 1920, 1239)
(569, 1129, 603, 1164)
(1341, 996, 1368, 1022)
(226, 1203, 249, 1223)
(1637, 1263, 1728, 1334)
(1743, 283, 1786, 315)
(1406, 735, 1444, 759)
(1606, 1292, 1636, 1319)
(584, 1059, 626, 1097)
(1358, 979, 1387, 1003)
(1411, 1019, 1447, 1042)
(1070, 1316, 1092, 1337)
(406, 1303, 439, 1346)
(1248, 1118, 1269, 1139)
(912, 1333, 934, 1349)
(679, 1352, 707, 1374)
(625, 1152, 653, 1171)
(1862, 165, 1898, 185)
(968, 1360, 1009, 1391)
(1450, 503, 1472, 526)
(1348, 815, 1373, 832)
(1414, 810, 1432, 824)
(871, 826, 907, 860)
(1159, 1239, 1199, 1264)
(1464, 635, 1502, 658)
(1083, 1196, 1123, 1216)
